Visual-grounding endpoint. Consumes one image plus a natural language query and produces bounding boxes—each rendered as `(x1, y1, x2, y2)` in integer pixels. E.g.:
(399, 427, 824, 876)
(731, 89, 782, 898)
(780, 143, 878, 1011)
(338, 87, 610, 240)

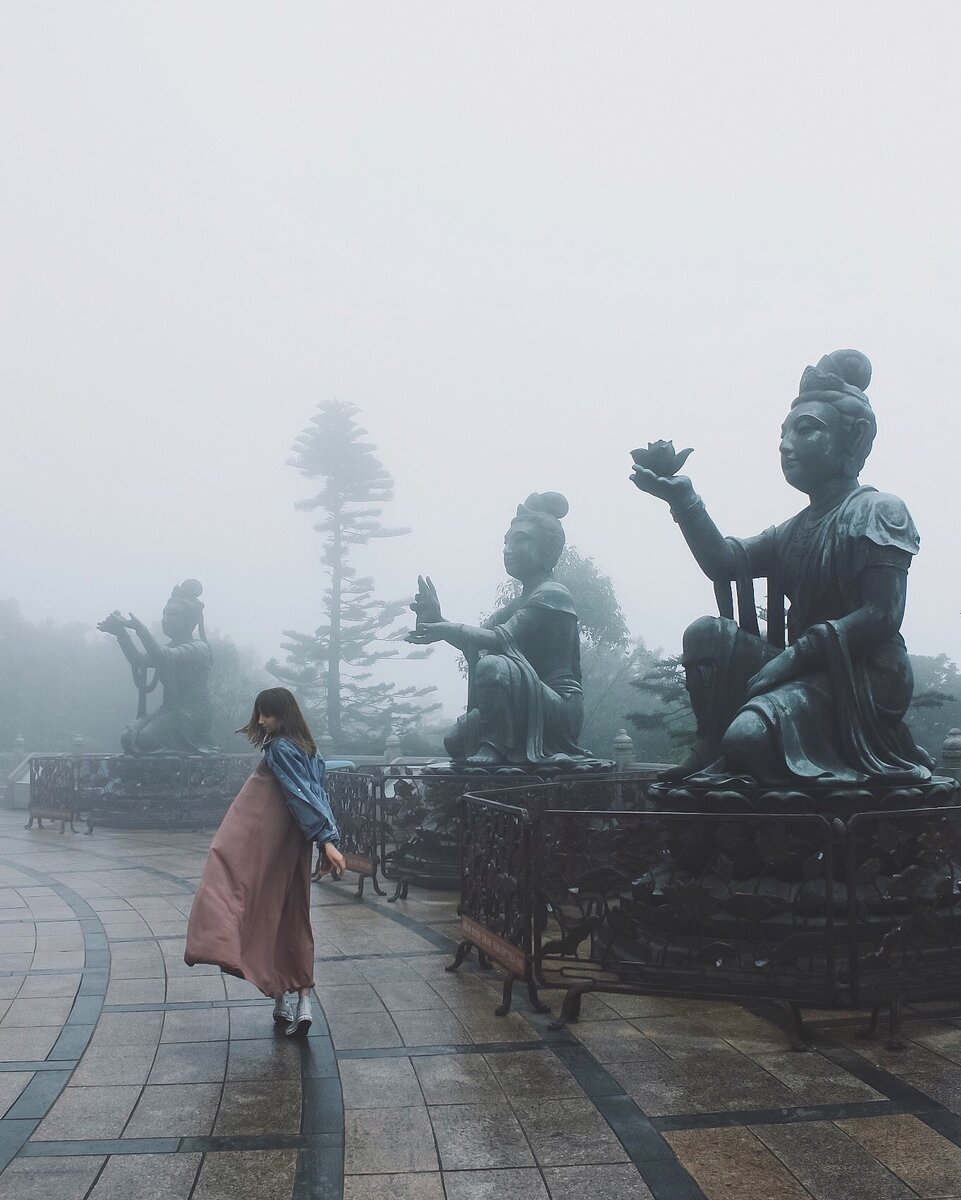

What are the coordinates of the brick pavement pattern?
(0, 811, 960, 1198)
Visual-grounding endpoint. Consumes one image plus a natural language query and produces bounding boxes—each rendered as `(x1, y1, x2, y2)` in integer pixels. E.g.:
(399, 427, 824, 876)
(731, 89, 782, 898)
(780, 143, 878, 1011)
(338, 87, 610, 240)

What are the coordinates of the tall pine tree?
(267, 401, 439, 747)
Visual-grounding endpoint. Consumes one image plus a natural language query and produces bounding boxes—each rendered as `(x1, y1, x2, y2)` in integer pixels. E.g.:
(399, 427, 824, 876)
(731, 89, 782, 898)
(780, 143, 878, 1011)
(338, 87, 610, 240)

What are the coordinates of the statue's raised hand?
(97, 610, 125, 636)
(629, 465, 696, 506)
(410, 575, 443, 625)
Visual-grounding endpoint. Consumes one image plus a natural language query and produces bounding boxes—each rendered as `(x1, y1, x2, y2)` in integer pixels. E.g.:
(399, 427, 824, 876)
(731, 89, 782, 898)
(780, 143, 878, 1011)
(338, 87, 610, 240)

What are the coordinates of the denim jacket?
(263, 737, 340, 846)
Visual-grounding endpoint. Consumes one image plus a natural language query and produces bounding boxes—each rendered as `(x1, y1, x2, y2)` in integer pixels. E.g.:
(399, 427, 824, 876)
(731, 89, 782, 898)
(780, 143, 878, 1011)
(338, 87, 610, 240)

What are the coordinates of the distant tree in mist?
(267, 400, 439, 747)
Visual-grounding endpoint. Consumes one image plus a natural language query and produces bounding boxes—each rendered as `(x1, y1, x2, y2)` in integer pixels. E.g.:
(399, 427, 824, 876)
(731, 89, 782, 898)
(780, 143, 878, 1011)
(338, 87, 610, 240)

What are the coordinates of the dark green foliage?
(627, 653, 695, 762)
(905, 653, 959, 763)
(267, 400, 439, 748)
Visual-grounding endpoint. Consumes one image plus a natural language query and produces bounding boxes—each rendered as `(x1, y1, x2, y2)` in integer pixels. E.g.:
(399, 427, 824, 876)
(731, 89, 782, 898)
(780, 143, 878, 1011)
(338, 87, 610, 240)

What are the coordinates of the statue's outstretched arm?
(122, 614, 163, 665)
(406, 621, 500, 654)
(630, 466, 736, 581)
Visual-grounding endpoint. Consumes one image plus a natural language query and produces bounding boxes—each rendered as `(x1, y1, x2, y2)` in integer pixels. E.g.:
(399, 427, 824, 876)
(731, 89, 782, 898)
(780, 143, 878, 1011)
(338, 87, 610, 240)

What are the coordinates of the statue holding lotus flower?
(630, 350, 933, 787)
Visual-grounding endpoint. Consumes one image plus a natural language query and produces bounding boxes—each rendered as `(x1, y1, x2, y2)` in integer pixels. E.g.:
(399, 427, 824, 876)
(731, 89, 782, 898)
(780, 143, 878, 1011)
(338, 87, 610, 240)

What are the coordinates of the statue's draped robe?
(455, 580, 587, 762)
(711, 486, 930, 783)
(125, 640, 214, 754)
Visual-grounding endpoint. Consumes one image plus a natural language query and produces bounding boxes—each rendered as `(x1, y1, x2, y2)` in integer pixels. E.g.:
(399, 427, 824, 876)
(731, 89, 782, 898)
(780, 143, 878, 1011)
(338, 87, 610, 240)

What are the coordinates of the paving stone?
(124, 1082, 223, 1137)
(340, 1057, 424, 1108)
(214, 1080, 301, 1135)
(346, 1106, 438, 1174)
(226, 1036, 302, 1082)
(665, 1127, 811, 1200)
(754, 1049, 882, 1105)
(752, 1120, 916, 1200)
(0, 1027, 58, 1061)
(34, 1084, 141, 1140)
(71, 1043, 157, 1085)
(413, 1054, 505, 1104)
(17, 972, 81, 998)
(87, 1152, 202, 1199)
(161, 1007, 230, 1043)
(836, 1114, 961, 1198)
(542, 1164, 654, 1200)
(429, 1102, 535, 1170)
(192, 1150, 297, 1200)
(148, 1039, 229, 1084)
(316, 983, 388, 1014)
(344, 1174, 445, 1200)
(485, 1050, 583, 1100)
(569, 1020, 664, 1063)
(165, 974, 226, 1002)
(512, 1097, 629, 1166)
(89, 1010, 163, 1047)
(227, 1003, 278, 1041)
(104, 977, 166, 1004)
(0, 1071, 32, 1117)
(0, 995, 73, 1027)
(443, 1168, 550, 1199)
(328, 1009, 404, 1050)
(0, 1154, 106, 1200)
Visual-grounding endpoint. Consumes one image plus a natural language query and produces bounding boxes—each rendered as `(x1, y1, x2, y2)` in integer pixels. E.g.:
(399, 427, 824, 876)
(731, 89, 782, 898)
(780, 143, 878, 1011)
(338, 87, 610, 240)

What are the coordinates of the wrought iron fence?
(28, 754, 257, 832)
(323, 771, 384, 898)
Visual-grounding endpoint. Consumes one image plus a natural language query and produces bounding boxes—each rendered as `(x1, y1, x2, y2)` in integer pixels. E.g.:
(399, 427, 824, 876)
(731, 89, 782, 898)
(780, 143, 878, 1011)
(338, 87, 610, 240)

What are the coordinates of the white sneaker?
(286, 995, 313, 1037)
(272, 993, 294, 1025)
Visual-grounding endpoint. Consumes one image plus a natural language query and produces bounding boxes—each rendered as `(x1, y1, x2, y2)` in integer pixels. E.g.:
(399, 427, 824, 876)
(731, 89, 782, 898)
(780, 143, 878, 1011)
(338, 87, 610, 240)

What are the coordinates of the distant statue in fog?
(99, 579, 215, 755)
(630, 349, 932, 786)
(406, 493, 592, 767)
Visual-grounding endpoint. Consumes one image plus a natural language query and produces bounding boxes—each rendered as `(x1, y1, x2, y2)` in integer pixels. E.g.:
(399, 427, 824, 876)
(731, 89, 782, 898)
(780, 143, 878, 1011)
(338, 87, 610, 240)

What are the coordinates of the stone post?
(384, 732, 402, 764)
(613, 729, 634, 774)
(940, 728, 961, 784)
(318, 731, 336, 760)
(72, 734, 85, 756)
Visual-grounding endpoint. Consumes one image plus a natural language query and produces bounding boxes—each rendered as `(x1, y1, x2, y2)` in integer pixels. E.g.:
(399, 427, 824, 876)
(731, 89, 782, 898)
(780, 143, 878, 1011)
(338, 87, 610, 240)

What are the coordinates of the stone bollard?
(613, 729, 634, 774)
(318, 731, 335, 759)
(72, 734, 85, 755)
(384, 732, 402, 764)
(941, 728, 961, 784)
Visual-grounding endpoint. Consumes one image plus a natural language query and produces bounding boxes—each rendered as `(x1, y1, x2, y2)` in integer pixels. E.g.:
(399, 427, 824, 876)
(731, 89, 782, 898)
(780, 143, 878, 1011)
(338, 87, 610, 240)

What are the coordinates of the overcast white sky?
(3, 2, 960, 716)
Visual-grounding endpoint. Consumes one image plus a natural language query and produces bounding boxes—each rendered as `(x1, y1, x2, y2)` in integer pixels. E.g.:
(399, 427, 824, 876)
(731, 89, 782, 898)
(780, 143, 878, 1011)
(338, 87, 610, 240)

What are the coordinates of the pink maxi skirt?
(185, 762, 314, 997)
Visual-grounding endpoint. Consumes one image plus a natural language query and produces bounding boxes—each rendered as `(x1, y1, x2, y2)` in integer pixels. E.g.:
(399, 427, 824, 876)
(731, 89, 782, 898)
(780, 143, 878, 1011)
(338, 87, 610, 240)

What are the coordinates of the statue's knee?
(474, 655, 511, 687)
(682, 616, 732, 663)
(721, 710, 768, 765)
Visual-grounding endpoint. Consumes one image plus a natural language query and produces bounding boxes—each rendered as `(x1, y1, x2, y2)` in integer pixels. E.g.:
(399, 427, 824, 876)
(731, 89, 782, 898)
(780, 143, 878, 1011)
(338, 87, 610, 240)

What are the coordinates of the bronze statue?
(98, 579, 215, 755)
(631, 350, 932, 786)
(406, 493, 590, 767)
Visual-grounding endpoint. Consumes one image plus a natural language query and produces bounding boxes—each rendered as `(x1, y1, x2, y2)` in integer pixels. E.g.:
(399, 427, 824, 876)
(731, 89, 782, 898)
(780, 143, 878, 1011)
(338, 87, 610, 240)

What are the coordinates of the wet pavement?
(0, 810, 960, 1198)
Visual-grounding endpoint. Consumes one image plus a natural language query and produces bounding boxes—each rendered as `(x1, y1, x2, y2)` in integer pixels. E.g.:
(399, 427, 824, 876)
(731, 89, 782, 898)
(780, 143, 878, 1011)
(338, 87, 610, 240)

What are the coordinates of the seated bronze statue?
(631, 350, 932, 786)
(99, 580, 215, 755)
(406, 492, 590, 767)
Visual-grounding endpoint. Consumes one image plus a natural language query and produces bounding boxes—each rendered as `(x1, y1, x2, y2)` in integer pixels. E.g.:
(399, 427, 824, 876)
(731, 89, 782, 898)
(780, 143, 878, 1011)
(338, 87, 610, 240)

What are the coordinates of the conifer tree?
(267, 401, 438, 746)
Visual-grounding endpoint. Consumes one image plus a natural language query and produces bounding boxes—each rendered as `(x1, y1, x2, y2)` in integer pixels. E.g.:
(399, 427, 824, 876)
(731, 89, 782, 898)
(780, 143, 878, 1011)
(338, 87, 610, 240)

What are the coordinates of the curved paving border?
(0, 856, 110, 1171)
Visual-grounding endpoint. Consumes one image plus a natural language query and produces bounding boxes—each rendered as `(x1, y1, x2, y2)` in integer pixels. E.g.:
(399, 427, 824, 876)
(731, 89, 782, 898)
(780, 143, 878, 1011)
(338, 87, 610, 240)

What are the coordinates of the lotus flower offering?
(630, 440, 693, 477)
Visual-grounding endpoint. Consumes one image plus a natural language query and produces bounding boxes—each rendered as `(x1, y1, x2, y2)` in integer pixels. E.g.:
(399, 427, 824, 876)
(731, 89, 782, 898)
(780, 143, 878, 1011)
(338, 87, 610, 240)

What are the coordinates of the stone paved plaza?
(1, 811, 961, 1199)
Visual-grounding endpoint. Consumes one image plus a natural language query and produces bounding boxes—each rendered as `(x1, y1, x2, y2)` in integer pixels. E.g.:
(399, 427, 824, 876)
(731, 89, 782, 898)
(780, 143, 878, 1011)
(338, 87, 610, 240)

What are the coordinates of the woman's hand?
(123, 613, 148, 633)
(410, 575, 443, 624)
(405, 621, 451, 646)
(630, 466, 696, 506)
(746, 650, 798, 699)
(323, 842, 346, 874)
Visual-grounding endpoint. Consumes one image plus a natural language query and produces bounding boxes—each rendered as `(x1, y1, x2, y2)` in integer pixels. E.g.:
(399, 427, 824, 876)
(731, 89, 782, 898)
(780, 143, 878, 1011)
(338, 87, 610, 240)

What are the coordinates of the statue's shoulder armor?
(526, 581, 577, 616)
(844, 487, 919, 555)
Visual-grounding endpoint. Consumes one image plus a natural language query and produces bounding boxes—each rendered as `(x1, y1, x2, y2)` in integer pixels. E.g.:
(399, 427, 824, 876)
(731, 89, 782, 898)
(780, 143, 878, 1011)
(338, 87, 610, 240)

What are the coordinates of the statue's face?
(503, 525, 546, 582)
(779, 400, 847, 494)
(162, 602, 196, 641)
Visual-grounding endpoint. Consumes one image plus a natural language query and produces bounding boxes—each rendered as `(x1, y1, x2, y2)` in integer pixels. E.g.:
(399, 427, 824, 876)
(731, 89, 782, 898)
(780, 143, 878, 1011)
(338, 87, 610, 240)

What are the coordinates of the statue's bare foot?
(658, 738, 716, 782)
(467, 743, 507, 766)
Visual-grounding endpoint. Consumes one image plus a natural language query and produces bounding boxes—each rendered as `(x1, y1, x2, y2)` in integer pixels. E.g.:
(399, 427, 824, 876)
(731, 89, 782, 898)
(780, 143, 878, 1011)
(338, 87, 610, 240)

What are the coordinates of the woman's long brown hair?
(239, 687, 317, 756)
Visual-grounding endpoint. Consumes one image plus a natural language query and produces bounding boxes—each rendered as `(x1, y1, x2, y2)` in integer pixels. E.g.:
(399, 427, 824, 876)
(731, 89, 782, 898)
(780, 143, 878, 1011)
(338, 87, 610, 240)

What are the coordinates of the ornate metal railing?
(446, 793, 547, 1016)
(446, 776, 961, 1051)
(323, 771, 385, 899)
(27, 754, 257, 832)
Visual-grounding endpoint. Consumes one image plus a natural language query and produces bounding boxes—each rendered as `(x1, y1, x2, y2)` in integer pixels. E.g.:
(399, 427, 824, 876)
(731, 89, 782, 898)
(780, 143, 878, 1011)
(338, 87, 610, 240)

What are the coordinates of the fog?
(3, 2, 961, 717)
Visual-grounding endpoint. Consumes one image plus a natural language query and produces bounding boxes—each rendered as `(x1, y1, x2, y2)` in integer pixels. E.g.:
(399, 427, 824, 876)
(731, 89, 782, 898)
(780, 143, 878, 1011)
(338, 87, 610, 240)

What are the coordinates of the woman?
(185, 688, 345, 1035)
(630, 349, 932, 785)
(407, 492, 589, 765)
